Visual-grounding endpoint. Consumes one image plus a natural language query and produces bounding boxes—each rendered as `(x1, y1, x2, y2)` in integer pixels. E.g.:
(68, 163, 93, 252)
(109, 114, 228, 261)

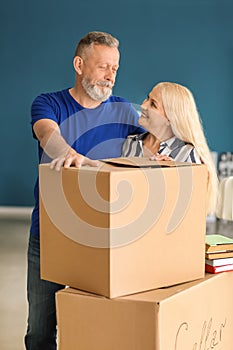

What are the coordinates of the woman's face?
(141, 86, 167, 117)
(138, 86, 173, 141)
(139, 86, 168, 129)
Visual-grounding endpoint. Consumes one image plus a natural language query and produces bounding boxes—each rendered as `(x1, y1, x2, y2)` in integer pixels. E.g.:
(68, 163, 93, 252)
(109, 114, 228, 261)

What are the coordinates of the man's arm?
(33, 119, 99, 171)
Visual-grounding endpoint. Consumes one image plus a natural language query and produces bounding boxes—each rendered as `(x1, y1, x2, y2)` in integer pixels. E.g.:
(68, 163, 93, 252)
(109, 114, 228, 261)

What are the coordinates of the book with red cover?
(205, 263, 233, 274)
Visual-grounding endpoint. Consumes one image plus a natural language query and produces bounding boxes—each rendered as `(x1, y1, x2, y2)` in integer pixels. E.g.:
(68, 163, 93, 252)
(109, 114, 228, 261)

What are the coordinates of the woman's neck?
(143, 133, 161, 156)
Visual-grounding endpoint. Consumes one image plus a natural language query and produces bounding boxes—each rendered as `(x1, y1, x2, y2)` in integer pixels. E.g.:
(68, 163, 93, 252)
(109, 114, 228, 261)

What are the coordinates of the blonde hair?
(156, 81, 219, 215)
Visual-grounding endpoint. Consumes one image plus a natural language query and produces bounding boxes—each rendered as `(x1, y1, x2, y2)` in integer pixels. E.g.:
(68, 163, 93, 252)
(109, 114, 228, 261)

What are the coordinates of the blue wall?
(1, 0, 233, 206)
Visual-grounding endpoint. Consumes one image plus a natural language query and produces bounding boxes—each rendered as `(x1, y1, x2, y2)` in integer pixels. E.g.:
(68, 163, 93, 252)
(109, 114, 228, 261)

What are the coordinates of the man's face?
(80, 44, 120, 101)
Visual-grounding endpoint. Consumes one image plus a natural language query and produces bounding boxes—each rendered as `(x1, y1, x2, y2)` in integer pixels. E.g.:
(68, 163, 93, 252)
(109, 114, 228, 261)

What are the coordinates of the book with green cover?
(205, 234, 233, 253)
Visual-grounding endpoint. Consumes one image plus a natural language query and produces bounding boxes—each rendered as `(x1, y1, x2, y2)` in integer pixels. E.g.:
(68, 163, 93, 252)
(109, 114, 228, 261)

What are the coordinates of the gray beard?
(81, 77, 113, 102)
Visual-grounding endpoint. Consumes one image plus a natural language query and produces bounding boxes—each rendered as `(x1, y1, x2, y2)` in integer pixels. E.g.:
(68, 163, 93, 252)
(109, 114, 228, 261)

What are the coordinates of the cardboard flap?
(101, 157, 193, 168)
(62, 288, 107, 299)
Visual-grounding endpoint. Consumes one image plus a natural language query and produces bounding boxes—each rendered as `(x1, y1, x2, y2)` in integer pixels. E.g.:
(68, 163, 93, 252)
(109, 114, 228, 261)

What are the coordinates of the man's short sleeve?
(31, 93, 60, 126)
(31, 93, 60, 139)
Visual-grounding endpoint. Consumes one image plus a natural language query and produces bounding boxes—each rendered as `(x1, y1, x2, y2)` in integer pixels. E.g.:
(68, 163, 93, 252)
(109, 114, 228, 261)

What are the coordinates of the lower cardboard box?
(56, 272, 233, 350)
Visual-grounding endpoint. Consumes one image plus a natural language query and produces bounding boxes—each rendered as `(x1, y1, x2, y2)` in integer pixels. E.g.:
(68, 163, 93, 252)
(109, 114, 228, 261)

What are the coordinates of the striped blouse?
(122, 132, 201, 163)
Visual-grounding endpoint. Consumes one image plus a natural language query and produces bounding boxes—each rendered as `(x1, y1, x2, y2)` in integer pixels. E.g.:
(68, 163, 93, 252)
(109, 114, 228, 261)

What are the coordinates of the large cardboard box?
(56, 272, 233, 350)
(39, 158, 207, 298)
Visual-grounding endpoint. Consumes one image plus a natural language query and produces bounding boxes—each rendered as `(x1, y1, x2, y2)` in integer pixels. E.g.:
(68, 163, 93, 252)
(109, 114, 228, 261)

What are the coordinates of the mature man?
(25, 31, 144, 349)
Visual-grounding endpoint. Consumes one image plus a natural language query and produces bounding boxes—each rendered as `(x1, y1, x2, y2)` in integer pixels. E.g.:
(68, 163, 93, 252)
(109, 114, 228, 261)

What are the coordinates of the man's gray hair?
(74, 31, 119, 58)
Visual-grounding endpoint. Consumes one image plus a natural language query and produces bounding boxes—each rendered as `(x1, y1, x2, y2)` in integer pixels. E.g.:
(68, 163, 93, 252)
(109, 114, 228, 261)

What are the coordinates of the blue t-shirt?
(30, 88, 144, 236)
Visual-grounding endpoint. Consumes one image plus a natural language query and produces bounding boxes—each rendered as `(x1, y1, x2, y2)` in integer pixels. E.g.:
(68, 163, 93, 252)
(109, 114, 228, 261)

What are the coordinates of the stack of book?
(205, 234, 233, 273)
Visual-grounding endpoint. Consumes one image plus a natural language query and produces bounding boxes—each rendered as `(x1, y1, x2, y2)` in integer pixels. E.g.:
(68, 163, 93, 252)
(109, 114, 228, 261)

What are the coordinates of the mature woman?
(122, 81, 219, 214)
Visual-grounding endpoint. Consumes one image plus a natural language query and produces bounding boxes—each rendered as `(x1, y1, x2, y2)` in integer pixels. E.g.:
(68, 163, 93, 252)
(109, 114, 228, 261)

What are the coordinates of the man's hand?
(50, 148, 100, 171)
(33, 119, 100, 171)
